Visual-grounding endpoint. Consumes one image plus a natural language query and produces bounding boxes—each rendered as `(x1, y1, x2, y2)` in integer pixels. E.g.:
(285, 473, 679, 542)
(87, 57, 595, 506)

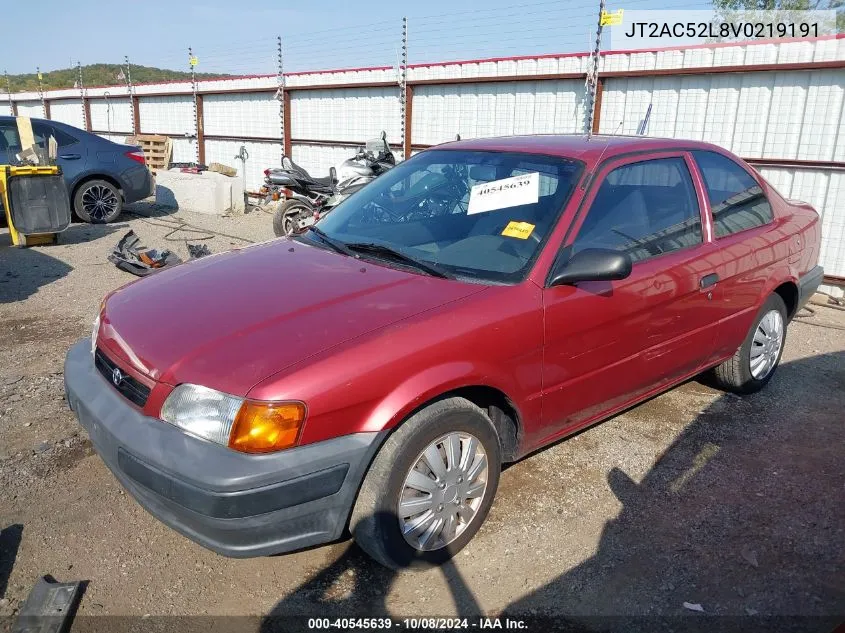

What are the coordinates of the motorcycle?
(263, 132, 396, 237)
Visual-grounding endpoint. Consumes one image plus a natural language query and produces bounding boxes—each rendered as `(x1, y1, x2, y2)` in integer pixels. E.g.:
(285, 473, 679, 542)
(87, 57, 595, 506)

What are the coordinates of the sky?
(0, 0, 716, 77)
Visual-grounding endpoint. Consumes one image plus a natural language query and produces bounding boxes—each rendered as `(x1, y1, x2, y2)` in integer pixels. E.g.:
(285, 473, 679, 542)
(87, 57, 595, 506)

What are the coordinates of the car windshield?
(310, 149, 584, 283)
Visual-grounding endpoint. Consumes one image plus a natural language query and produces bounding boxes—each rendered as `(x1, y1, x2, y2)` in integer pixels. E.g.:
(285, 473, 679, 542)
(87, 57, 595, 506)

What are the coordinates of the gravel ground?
(0, 204, 843, 632)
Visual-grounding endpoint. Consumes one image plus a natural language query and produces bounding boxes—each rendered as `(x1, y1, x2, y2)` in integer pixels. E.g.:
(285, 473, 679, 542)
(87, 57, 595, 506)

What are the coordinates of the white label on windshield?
(467, 172, 539, 215)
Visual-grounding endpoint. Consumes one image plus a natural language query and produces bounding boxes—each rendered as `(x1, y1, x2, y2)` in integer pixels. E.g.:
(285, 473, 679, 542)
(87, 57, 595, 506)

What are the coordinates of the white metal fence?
(2, 35, 844, 284)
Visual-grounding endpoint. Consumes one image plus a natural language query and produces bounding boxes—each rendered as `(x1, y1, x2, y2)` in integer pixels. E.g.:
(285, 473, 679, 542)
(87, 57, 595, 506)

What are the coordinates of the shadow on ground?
(261, 352, 845, 633)
(0, 524, 23, 600)
(0, 241, 73, 303)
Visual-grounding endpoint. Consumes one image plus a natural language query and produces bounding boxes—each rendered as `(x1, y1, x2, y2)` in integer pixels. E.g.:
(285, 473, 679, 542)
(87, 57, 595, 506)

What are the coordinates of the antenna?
(637, 104, 653, 135)
(583, 120, 623, 188)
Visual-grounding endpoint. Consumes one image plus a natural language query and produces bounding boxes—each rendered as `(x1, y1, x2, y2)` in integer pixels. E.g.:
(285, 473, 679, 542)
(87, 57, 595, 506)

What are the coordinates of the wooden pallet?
(126, 134, 172, 172)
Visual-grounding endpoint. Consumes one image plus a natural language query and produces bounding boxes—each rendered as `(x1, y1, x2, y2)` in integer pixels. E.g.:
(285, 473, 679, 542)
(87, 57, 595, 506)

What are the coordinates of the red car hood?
(100, 239, 483, 395)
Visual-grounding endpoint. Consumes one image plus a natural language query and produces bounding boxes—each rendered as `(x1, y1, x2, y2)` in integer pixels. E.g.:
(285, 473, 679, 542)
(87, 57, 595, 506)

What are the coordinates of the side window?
(32, 122, 78, 148)
(0, 121, 22, 161)
(692, 150, 773, 238)
(572, 157, 702, 263)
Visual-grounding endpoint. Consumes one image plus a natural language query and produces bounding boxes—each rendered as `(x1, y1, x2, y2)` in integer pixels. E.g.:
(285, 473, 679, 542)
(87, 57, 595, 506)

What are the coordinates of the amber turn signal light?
(228, 401, 306, 454)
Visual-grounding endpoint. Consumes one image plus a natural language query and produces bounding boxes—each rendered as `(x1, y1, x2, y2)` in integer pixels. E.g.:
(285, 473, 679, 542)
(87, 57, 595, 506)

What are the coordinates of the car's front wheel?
(711, 293, 788, 394)
(350, 397, 501, 569)
(74, 179, 123, 223)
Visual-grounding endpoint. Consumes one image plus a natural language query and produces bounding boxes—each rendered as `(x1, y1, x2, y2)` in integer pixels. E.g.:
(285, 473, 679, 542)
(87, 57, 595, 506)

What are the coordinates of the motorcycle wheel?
(273, 199, 314, 237)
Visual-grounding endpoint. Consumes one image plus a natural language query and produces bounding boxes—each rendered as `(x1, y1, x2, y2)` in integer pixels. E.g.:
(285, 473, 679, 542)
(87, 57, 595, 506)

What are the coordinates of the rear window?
(692, 150, 773, 238)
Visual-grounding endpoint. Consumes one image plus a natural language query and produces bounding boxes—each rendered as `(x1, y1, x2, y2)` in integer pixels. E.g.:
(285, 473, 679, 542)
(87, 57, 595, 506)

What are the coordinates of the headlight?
(160, 384, 306, 453)
(91, 314, 101, 357)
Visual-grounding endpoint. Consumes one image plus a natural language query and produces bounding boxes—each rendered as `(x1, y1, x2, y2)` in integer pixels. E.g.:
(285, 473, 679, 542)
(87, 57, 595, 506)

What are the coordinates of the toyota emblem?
(112, 367, 123, 386)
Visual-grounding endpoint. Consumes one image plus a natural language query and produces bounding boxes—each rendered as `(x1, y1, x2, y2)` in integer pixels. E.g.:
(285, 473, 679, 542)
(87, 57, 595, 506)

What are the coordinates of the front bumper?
(64, 339, 382, 558)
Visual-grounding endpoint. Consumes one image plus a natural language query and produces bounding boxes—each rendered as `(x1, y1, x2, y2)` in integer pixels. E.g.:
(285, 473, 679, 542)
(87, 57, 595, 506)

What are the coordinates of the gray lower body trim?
(64, 339, 384, 558)
(797, 265, 824, 314)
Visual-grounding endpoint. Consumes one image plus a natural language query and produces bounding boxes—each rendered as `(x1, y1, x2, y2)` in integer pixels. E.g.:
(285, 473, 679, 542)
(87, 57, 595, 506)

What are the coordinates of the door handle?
(700, 273, 719, 289)
(59, 154, 81, 160)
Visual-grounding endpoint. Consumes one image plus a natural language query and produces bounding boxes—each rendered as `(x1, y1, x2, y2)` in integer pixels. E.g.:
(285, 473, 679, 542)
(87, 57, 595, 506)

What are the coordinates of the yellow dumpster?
(1, 165, 71, 247)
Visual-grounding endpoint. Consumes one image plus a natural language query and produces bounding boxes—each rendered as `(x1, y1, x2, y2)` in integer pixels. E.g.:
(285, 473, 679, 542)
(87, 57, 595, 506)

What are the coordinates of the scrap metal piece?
(108, 230, 182, 277)
(11, 575, 83, 633)
(187, 243, 212, 259)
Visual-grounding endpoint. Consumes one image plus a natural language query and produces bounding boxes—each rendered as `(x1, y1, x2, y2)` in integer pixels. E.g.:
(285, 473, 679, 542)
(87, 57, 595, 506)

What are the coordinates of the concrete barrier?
(155, 169, 245, 215)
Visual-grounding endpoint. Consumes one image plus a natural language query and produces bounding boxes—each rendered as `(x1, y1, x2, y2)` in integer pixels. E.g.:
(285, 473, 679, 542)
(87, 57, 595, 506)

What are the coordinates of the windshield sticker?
(467, 172, 540, 215)
(502, 221, 536, 240)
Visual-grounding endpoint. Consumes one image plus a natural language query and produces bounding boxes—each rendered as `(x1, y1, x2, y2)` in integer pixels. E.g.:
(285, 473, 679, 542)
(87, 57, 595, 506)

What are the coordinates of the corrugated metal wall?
(205, 139, 282, 191)
(598, 69, 845, 160)
(413, 80, 587, 145)
(4, 37, 845, 282)
(90, 97, 133, 134)
(138, 96, 194, 136)
(289, 87, 401, 170)
(204, 93, 279, 138)
(48, 99, 85, 128)
(15, 101, 43, 118)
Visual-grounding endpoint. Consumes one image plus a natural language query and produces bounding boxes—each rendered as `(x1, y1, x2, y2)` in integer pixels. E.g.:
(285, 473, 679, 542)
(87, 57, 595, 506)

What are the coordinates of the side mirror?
(549, 248, 632, 286)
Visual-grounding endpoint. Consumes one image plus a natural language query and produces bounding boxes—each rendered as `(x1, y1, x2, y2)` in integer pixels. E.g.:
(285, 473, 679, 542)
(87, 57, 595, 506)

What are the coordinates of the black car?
(0, 116, 154, 223)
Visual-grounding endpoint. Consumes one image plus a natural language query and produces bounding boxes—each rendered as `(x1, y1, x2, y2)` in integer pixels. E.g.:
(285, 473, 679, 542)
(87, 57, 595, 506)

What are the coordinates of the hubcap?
(398, 432, 488, 551)
(81, 185, 119, 221)
(750, 309, 784, 379)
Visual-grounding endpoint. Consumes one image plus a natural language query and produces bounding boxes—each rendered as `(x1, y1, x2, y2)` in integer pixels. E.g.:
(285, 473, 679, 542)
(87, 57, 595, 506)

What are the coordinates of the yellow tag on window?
(502, 221, 535, 239)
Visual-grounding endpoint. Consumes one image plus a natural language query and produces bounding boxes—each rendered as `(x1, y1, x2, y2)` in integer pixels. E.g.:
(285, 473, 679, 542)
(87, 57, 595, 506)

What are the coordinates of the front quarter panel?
(247, 283, 545, 449)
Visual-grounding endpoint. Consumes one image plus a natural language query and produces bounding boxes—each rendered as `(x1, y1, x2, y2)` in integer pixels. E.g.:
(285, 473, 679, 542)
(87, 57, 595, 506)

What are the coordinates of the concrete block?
(155, 169, 244, 215)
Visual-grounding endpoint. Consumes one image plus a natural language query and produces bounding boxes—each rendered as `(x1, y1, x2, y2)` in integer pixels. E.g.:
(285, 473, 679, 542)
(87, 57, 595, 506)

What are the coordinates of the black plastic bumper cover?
(64, 339, 383, 558)
(797, 265, 824, 313)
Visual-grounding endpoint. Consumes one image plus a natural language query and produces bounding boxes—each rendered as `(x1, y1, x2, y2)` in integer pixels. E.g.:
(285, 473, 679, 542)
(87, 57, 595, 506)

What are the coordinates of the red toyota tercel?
(65, 135, 823, 568)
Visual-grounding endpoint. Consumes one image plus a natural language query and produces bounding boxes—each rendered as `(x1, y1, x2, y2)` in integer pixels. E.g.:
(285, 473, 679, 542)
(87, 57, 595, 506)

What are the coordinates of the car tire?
(350, 397, 501, 569)
(711, 293, 788, 395)
(74, 179, 123, 223)
(273, 199, 312, 237)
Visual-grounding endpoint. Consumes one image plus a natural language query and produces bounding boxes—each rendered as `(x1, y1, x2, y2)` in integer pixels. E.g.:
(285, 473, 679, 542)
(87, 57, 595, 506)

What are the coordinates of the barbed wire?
(15, 0, 721, 86)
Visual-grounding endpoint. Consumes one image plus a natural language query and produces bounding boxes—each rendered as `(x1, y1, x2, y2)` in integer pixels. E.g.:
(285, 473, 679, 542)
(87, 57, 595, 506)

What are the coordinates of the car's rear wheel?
(74, 179, 123, 223)
(711, 293, 787, 394)
(350, 397, 501, 569)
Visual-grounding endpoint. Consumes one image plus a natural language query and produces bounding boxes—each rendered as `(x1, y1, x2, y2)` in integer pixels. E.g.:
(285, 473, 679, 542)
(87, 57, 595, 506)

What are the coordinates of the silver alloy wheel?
(398, 432, 489, 551)
(81, 184, 119, 221)
(750, 309, 784, 379)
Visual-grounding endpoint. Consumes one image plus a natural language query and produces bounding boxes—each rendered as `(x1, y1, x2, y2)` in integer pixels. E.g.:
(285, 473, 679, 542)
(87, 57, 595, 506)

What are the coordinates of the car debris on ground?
(107, 230, 213, 276)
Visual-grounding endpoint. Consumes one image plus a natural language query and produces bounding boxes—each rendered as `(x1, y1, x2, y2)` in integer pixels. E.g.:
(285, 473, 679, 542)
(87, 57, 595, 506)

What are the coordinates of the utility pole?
(399, 16, 408, 160)
(585, 0, 606, 137)
(277, 35, 286, 159)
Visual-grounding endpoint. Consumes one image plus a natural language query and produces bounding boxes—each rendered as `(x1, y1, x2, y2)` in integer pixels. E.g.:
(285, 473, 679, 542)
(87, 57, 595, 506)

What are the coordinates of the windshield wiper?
(307, 226, 357, 258)
(344, 242, 454, 279)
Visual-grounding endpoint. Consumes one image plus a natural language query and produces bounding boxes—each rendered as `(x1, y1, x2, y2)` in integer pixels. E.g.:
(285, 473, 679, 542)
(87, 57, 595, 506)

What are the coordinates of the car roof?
(433, 134, 728, 166)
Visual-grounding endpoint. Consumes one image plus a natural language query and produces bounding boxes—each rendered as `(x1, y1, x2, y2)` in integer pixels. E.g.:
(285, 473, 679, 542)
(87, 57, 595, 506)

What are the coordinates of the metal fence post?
(189, 47, 202, 165)
(77, 62, 90, 130)
(399, 16, 409, 159)
(277, 35, 287, 160)
(125, 55, 137, 136)
(37, 67, 48, 119)
(6, 70, 16, 116)
(585, 0, 605, 137)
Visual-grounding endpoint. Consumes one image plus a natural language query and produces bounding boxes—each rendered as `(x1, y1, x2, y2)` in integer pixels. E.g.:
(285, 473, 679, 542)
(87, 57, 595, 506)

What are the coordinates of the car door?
(540, 153, 721, 442)
(32, 121, 87, 186)
(689, 150, 779, 360)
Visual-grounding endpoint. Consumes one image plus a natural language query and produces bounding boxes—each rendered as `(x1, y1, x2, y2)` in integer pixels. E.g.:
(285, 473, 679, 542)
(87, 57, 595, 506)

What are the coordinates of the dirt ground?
(1, 203, 843, 632)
